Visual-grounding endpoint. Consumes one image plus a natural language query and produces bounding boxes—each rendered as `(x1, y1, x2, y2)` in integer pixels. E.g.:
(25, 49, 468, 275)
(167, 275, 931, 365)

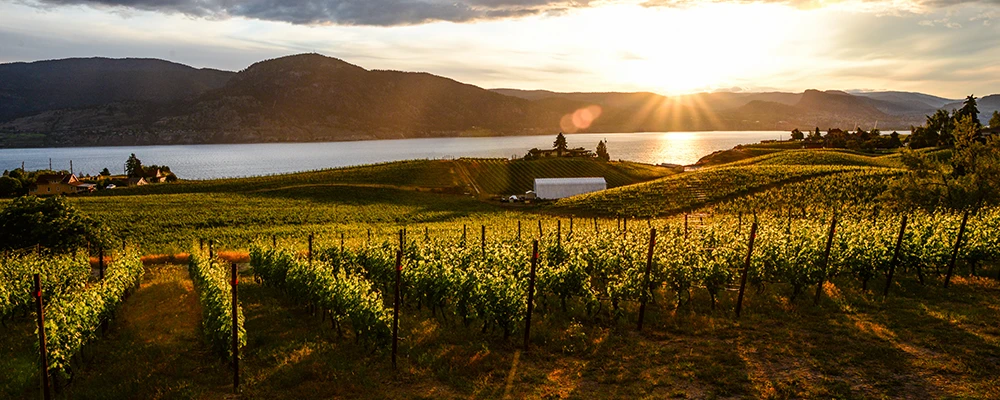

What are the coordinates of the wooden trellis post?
(884, 215, 908, 296)
(637, 228, 657, 331)
(814, 214, 838, 305)
(944, 210, 970, 288)
(736, 222, 758, 318)
(231, 263, 240, 393)
(34, 274, 51, 400)
(524, 241, 538, 350)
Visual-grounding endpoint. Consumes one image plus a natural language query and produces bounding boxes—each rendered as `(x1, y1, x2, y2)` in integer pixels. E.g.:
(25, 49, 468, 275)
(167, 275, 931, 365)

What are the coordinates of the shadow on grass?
(59, 265, 231, 399)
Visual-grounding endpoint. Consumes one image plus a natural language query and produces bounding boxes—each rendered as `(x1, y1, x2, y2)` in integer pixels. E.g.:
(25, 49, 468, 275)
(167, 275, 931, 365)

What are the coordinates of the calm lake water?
(1, 131, 792, 180)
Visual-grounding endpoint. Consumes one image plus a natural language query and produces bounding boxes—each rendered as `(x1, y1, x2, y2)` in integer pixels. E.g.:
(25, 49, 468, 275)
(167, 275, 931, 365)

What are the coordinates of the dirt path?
(61, 265, 231, 399)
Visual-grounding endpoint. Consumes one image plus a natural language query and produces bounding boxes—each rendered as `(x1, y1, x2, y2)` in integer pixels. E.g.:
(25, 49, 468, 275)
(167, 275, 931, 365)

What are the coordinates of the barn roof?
(534, 177, 606, 185)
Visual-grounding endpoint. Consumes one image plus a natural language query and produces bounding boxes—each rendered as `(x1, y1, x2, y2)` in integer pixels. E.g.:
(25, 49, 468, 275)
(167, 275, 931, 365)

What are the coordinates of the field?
(29, 158, 672, 254)
(3, 151, 999, 399)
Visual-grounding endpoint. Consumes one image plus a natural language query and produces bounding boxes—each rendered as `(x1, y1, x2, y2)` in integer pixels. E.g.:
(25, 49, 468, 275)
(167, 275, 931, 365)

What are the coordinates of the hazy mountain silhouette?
(0, 57, 233, 122)
(0, 54, 986, 147)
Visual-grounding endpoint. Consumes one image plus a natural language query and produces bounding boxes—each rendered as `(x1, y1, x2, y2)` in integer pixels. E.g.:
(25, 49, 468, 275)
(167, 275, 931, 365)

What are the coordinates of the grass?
(726, 149, 904, 168)
(24, 158, 670, 254)
(461, 158, 673, 195)
(553, 164, 875, 217)
(3, 147, 999, 398)
(7, 263, 997, 398)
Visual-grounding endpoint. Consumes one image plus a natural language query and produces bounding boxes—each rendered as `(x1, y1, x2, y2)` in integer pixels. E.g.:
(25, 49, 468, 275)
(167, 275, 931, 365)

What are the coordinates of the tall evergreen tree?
(956, 95, 980, 127)
(596, 140, 610, 161)
(989, 111, 1000, 128)
(125, 153, 143, 177)
(554, 132, 568, 152)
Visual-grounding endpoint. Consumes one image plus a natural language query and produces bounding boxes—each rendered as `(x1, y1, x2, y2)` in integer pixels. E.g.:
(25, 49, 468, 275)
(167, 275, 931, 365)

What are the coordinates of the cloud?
(20, 0, 1000, 26)
(20, 0, 599, 26)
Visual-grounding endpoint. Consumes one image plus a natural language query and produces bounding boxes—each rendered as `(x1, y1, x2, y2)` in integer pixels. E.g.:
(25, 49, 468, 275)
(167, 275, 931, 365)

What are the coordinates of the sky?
(1, 0, 998, 99)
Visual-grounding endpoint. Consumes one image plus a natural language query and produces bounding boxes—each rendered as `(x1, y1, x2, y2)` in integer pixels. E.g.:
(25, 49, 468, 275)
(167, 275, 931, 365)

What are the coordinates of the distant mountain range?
(0, 54, 996, 148)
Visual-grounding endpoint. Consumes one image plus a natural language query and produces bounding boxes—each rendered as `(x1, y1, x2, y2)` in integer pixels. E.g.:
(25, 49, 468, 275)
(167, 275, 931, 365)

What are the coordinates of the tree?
(888, 131, 902, 148)
(808, 127, 822, 140)
(100, 167, 111, 176)
(989, 111, 1000, 128)
(926, 109, 954, 146)
(790, 128, 804, 141)
(955, 95, 980, 127)
(554, 132, 568, 153)
(596, 140, 610, 161)
(0, 176, 22, 197)
(884, 115, 1000, 212)
(0, 196, 108, 253)
(126, 153, 143, 178)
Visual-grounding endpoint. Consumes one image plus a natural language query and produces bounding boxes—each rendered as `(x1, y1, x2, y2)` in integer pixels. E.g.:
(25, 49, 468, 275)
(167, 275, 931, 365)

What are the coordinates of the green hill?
(461, 158, 673, 195)
(726, 149, 903, 168)
(553, 164, 880, 217)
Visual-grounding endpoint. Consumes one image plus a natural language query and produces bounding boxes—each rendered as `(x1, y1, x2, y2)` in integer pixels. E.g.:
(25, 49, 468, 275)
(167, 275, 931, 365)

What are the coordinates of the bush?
(0, 196, 107, 253)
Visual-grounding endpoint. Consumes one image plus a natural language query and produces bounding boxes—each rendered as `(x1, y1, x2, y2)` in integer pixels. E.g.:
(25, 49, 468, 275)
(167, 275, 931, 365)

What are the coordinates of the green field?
(3, 149, 999, 399)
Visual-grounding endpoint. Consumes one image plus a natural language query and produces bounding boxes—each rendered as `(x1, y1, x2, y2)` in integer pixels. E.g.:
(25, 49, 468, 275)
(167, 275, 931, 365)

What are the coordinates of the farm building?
(28, 173, 95, 195)
(533, 177, 606, 199)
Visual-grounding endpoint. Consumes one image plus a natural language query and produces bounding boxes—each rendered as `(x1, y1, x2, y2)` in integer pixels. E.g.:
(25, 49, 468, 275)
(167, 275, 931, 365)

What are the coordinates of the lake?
(1, 131, 792, 180)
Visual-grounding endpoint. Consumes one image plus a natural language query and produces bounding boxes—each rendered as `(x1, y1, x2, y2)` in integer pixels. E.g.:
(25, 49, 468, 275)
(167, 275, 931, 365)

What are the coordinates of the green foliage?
(99, 168, 111, 177)
(125, 153, 142, 178)
(596, 140, 610, 161)
(187, 252, 246, 359)
(42, 249, 143, 379)
(884, 115, 1000, 211)
(554, 132, 568, 152)
(249, 246, 390, 344)
(0, 176, 22, 197)
(956, 95, 980, 127)
(790, 128, 804, 141)
(0, 251, 91, 320)
(0, 196, 108, 253)
(556, 164, 865, 217)
(990, 111, 1000, 128)
(462, 158, 672, 195)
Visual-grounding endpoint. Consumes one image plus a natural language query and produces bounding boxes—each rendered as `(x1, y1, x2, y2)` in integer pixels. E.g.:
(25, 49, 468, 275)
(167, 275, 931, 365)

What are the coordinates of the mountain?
(0, 54, 988, 148)
(0, 57, 234, 122)
(1, 54, 571, 147)
(493, 89, 802, 111)
(497, 88, 925, 131)
(942, 94, 1000, 123)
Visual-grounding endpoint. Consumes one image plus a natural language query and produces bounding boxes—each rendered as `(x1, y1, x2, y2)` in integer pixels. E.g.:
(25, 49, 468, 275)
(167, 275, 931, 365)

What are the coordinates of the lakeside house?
(128, 177, 148, 186)
(144, 169, 167, 183)
(28, 173, 96, 195)
(527, 147, 594, 158)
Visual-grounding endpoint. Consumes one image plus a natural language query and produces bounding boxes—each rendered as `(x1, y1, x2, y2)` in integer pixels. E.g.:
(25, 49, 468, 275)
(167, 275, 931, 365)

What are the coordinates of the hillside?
(95, 158, 671, 198)
(0, 54, 989, 147)
(0, 58, 233, 122)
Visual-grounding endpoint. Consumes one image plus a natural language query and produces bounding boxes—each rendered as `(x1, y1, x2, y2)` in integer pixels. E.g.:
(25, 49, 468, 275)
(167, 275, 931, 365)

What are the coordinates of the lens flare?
(560, 105, 603, 133)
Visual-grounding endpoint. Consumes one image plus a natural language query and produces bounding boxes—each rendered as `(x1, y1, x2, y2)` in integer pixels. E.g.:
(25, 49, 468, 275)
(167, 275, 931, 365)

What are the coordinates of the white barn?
(533, 177, 607, 199)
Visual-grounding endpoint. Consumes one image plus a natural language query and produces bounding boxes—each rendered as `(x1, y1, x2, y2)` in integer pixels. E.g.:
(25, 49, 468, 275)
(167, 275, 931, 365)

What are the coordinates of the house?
(982, 126, 999, 138)
(28, 174, 95, 195)
(128, 177, 148, 186)
(144, 169, 167, 183)
(527, 147, 594, 158)
(533, 177, 607, 199)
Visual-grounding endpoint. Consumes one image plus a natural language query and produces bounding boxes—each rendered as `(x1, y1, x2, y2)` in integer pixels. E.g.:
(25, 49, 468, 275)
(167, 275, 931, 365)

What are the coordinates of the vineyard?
(2, 148, 1000, 398)
(554, 163, 892, 216)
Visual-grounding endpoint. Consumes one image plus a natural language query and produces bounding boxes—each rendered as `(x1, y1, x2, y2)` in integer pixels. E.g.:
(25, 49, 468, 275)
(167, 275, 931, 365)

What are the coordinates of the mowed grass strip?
(554, 164, 869, 217)
(462, 158, 674, 195)
(59, 265, 232, 399)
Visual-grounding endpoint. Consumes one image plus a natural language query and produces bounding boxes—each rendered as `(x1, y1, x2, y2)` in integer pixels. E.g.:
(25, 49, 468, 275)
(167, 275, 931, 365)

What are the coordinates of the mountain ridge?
(0, 54, 991, 148)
